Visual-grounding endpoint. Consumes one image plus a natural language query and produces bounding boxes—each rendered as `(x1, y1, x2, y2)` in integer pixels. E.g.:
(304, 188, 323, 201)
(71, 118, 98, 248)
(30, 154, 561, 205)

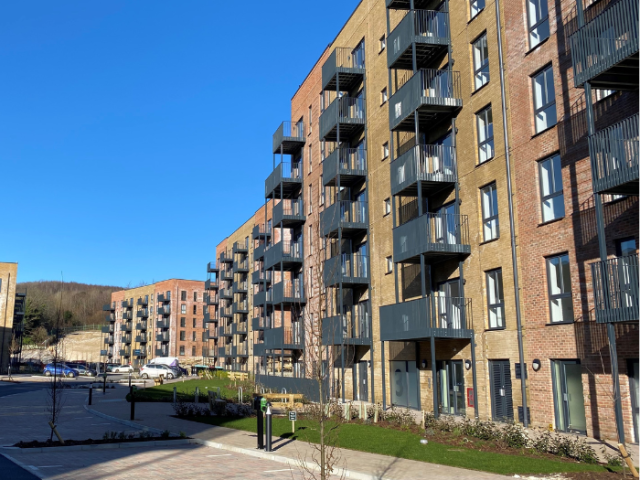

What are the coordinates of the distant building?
(0, 262, 26, 373)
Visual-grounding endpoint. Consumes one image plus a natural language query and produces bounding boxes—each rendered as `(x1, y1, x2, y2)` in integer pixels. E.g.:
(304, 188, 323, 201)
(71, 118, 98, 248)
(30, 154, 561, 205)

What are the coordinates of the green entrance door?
(552, 360, 587, 434)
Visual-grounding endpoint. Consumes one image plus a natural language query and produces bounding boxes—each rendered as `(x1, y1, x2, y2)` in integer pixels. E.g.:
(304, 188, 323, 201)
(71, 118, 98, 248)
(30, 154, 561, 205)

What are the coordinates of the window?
(193, 318, 196, 328)
(527, 0, 549, 49)
(486, 269, 505, 329)
(473, 33, 489, 90)
(532, 65, 557, 133)
(308, 185, 313, 213)
(477, 106, 494, 163)
(181, 290, 187, 301)
(309, 145, 313, 173)
(192, 331, 196, 341)
(381, 88, 388, 105)
(308, 266, 313, 291)
(181, 304, 186, 314)
(481, 183, 499, 241)
(546, 254, 574, 323)
(179, 345, 185, 356)
(321, 140, 326, 161)
(191, 346, 196, 356)
(320, 176, 325, 205)
(539, 154, 565, 222)
(382, 142, 389, 160)
(308, 225, 313, 255)
(470, 0, 485, 19)
(320, 92, 325, 113)
(384, 198, 391, 216)
(309, 105, 312, 132)
(386, 256, 393, 274)
(379, 34, 386, 52)
(193, 305, 197, 314)
(595, 89, 615, 101)
(180, 317, 186, 327)
(179, 331, 186, 341)
(193, 292, 198, 301)
(296, 117, 304, 137)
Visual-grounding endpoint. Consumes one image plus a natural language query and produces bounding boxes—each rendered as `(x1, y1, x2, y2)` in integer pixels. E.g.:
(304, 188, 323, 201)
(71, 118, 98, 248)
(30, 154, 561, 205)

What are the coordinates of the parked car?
(113, 364, 134, 373)
(67, 363, 96, 376)
(105, 363, 121, 373)
(140, 364, 176, 379)
(43, 363, 79, 378)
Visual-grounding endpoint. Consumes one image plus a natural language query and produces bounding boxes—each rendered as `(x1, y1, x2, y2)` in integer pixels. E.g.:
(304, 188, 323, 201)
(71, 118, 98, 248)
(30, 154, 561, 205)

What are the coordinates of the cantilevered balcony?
(219, 324, 233, 338)
(233, 343, 249, 357)
(265, 162, 303, 199)
(136, 308, 149, 318)
(264, 326, 303, 350)
(322, 47, 366, 92)
(388, 9, 450, 70)
(252, 269, 272, 285)
(221, 269, 234, 281)
(101, 325, 114, 334)
(120, 348, 131, 357)
(137, 296, 149, 307)
(220, 288, 233, 300)
(205, 330, 218, 340)
(233, 260, 249, 273)
(391, 143, 457, 196)
(219, 305, 233, 318)
(252, 314, 269, 331)
(157, 305, 171, 316)
(232, 322, 248, 335)
(273, 199, 306, 227)
(323, 148, 367, 187)
(104, 335, 114, 345)
(136, 321, 148, 331)
(589, 113, 638, 195)
(207, 262, 219, 273)
(272, 280, 306, 305)
(157, 293, 171, 303)
(252, 224, 272, 239)
(122, 311, 133, 321)
(157, 319, 170, 329)
(253, 343, 265, 357)
(219, 250, 233, 264)
(393, 212, 470, 263)
(232, 300, 249, 314)
(591, 254, 638, 323)
(205, 293, 219, 305)
(122, 323, 133, 333)
(136, 334, 149, 343)
(386, 0, 437, 9)
(103, 303, 115, 312)
(205, 278, 219, 290)
(320, 201, 368, 238)
(156, 332, 170, 342)
(254, 244, 266, 260)
(264, 241, 303, 271)
(233, 241, 248, 254)
(233, 281, 248, 293)
(379, 295, 473, 341)
(389, 69, 462, 131)
(323, 254, 370, 287)
(121, 299, 133, 309)
(570, 0, 638, 89)
(320, 96, 365, 142)
(322, 301, 371, 346)
(273, 121, 305, 154)
(204, 309, 216, 323)
(155, 347, 169, 357)
(105, 313, 116, 322)
(122, 334, 132, 345)
(100, 349, 112, 357)
(133, 349, 147, 358)
(253, 289, 272, 306)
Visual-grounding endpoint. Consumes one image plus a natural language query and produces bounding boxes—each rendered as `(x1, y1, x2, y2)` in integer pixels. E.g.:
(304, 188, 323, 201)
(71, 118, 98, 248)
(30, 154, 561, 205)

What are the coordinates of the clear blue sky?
(1, 0, 359, 287)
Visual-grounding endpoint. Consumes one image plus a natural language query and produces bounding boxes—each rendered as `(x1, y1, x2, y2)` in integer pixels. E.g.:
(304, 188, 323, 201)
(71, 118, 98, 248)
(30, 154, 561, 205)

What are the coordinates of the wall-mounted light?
(532, 359, 542, 372)
(422, 359, 427, 369)
(464, 359, 472, 370)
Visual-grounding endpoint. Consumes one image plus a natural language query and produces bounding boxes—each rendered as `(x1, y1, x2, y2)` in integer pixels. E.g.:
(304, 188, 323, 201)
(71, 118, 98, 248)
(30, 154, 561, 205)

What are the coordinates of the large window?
(527, 0, 549, 49)
(481, 183, 499, 241)
(486, 269, 505, 329)
(477, 106, 494, 163)
(546, 254, 574, 323)
(539, 154, 565, 222)
(181, 304, 186, 314)
(473, 33, 490, 90)
(532, 65, 556, 133)
(470, 0, 485, 19)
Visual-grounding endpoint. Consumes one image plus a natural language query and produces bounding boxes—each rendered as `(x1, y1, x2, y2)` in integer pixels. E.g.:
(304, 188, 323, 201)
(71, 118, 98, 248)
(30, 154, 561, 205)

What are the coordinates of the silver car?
(140, 364, 175, 379)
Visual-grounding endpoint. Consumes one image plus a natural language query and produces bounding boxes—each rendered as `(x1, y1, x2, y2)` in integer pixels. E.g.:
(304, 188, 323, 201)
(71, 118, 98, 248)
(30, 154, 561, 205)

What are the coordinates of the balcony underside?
(321, 121, 365, 143)
(322, 318, 370, 346)
(390, 42, 448, 71)
(386, 0, 438, 9)
(396, 243, 470, 264)
(324, 170, 366, 187)
(265, 180, 303, 200)
(323, 69, 365, 92)
(274, 214, 306, 228)
(397, 177, 456, 197)
(273, 138, 305, 155)
(392, 102, 462, 132)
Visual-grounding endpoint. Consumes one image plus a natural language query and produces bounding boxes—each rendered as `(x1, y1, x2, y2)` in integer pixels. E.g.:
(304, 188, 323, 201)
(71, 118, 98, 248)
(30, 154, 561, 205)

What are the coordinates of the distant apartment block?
(0, 262, 26, 373)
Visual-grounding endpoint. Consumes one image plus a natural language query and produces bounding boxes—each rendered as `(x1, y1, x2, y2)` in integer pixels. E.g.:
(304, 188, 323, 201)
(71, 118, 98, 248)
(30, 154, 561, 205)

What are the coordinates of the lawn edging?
(0, 438, 195, 454)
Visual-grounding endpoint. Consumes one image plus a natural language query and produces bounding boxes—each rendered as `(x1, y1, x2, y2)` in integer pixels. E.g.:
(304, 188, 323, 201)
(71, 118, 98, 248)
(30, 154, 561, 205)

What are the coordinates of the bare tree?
(46, 275, 67, 442)
(30, 326, 49, 346)
(7, 336, 21, 377)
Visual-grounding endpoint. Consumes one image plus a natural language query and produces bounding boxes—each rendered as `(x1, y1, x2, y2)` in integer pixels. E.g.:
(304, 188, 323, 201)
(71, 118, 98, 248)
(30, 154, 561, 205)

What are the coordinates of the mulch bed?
(563, 471, 630, 479)
(14, 436, 188, 448)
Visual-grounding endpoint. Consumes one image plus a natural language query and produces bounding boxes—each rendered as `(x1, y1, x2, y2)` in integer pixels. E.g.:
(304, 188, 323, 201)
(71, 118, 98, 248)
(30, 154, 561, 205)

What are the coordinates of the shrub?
(161, 430, 170, 439)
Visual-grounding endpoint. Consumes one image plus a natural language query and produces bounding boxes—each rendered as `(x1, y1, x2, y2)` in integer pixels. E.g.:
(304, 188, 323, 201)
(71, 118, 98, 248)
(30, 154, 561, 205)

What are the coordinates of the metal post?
(173, 386, 177, 404)
(471, 332, 479, 419)
(103, 372, 106, 394)
(431, 336, 438, 418)
(130, 386, 135, 421)
(381, 341, 387, 410)
(257, 403, 264, 449)
(88, 385, 92, 406)
(608, 323, 626, 444)
(265, 404, 272, 452)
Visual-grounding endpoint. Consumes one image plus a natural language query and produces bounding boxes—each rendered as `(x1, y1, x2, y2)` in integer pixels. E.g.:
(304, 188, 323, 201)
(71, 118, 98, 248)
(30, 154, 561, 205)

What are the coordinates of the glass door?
(438, 279, 462, 329)
(552, 360, 587, 434)
(435, 203, 457, 245)
(437, 360, 465, 416)
(630, 360, 639, 443)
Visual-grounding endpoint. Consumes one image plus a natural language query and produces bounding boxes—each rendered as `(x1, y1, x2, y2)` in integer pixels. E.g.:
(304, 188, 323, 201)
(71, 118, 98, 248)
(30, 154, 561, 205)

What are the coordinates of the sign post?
(289, 410, 297, 434)
(265, 404, 272, 452)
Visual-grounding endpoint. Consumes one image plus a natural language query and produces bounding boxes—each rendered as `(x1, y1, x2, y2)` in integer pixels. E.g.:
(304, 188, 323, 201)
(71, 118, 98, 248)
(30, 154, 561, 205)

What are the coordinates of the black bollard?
(255, 396, 264, 450)
(130, 386, 135, 421)
(88, 385, 93, 406)
(103, 373, 107, 394)
(265, 403, 272, 452)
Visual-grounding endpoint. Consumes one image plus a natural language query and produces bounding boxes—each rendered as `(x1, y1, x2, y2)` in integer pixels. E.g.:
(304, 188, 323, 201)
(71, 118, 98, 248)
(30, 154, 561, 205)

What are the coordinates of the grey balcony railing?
(155, 348, 168, 357)
(324, 254, 370, 287)
(273, 198, 305, 226)
(254, 243, 266, 260)
(121, 299, 133, 309)
(121, 322, 133, 333)
(122, 334, 132, 344)
(233, 260, 249, 272)
(233, 322, 248, 335)
(322, 301, 371, 345)
(219, 305, 233, 318)
(157, 305, 171, 316)
(204, 293, 219, 305)
(252, 223, 272, 239)
(136, 308, 149, 318)
(136, 321, 148, 331)
(157, 292, 171, 303)
(320, 96, 366, 141)
(252, 269, 272, 285)
(134, 349, 147, 358)
(205, 279, 219, 290)
(570, 0, 638, 88)
(233, 343, 249, 356)
(205, 329, 218, 340)
(388, 9, 450, 69)
(394, 212, 470, 263)
(122, 311, 133, 321)
(136, 334, 148, 343)
(220, 288, 233, 299)
(207, 261, 219, 273)
(221, 270, 233, 282)
(120, 348, 131, 357)
(264, 326, 302, 349)
(389, 69, 462, 131)
(101, 325, 114, 334)
(265, 162, 303, 198)
(233, 241, 248, 254)
(233, 281, 248, 292)
(321, 200, 368, 237)
(322, 46, 366, 91)
(591, 254, 639, 323)
(273, 121, 305, 154)
(204, 310, 215, 323)
(589, 113, 639, 194)
(233, 300, 249, 314)
(156, 332, 170, 342)
(103, 303, 115, 311)
(137, 296, 149, 307)
(219, 250, 233, 264)
(252, 316, 268, 330)
(272, 280, 305, 305)
(156, 319, 170, 329)
(323, 147, 367, 186)
(264, 240, 303, 271)
(391, 143, 457, 196)
(379, 295, 473, 341)
(104, 335, 114, 345)
(100, 349, 113, 357)
(105, 313, 116, 322)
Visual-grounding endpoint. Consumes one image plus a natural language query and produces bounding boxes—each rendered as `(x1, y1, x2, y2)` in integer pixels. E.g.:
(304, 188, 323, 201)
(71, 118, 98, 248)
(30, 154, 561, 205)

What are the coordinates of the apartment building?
(205, 0, 638, 441)
(0, 262, 25, 373)
(101, 279, 209, 368)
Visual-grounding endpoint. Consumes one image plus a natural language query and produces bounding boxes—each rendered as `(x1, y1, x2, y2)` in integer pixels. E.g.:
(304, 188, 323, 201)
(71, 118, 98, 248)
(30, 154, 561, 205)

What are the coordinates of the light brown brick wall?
(0, 262, 18, 373)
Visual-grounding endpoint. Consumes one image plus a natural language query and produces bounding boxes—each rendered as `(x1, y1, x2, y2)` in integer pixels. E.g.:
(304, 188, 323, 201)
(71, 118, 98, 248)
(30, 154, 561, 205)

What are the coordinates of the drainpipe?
(1, 273, 10, 373)
(494, 0, 529, 427)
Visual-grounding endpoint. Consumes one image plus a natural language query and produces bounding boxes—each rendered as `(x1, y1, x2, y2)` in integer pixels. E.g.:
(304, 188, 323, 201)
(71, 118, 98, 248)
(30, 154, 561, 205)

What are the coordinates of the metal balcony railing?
(136, 334, 148, 343)
(589, 113, 639, 194)
(252, 223, 272, 239)
(121, 299, 133, 309)
(157, 292, 171, 303)
(204, 293, 219, 305)
(265, 161, 303, 199)
(207, 261, 219, 273)
(157, 306, 171, 316)
(137, 296, 149, 307)
(273, 198, 305, 226)
(104, 335, 114, 345)
(121, 322, 132, 333)
(233, 259, 249, 272)
(252, 269, 272, 285)
(591, 254, 639, 323)
(233, 300, 249, 314)
(391, 143, 457, 196)
(156, 332, 170, 342)
(136, 321, 148, 331)
(321, 200, 368, 237)
(103, 303, 115, 312)
(570, 0, 639, 88)
(324, 254, 370, 287)
(322, 46, 366, 91)
(157, 319, 170, 329)
(272, 280, 305, 305)
(101, 325, 114, 334)
(320, 96, 366, 141)
(273, 121, 305, 154)
(120, 348, 131, 357)
(323, 147, 367, 186)
(264, 240, 303, 270)
(233, 241, 248, 254)
(155, 348, 168, 357)
(388, 9, 450, 69)
(122, 334, 132, 344)
(105, 313, 116, 322)
(233, 322, 248, 335)
(322, 301, 371, 345)
(220, 288, 233, 299)
(205, 279, 219, 290)
(264, 326, 303, 349)
(136, 308, 149, 318)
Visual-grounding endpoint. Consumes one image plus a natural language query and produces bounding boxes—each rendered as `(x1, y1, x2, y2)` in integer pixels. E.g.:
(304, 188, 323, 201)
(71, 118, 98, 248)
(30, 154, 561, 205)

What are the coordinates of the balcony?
(322, 47, 366, 92)
(205, 329, 218, 340)
(156, 332, 170, 342)
(379, 295, 473, 341)
(233, 241, 248, 254)
(386, 0, 436, 9)
(323, 147, 367, 187)
(323, 254, 370, 287)
(207, 262, 219, 273)
(219, 250, 233, 264)
(322, 301, 371, 346)
(254, 243, 266, 260)
(265, 162, 303, 200)
(393, 212, 470, 263)
(136, 321, 148, 331)
(232, 322, 248, 335)
(264, 241, 303, 271)
(104, 335, 114, 345)
(205, 293, 219, 305)
(157, 319, 170, 329)
(320, 96, 365, 142)
(100, 349, 112, 357)
(388, 10, 450, 70)
(272, 280, 306, 305)
(207, 348, 218, 357)
(232, 343, 249, 357)
(204, 310, 217, 324)
(137, 296, 149, 307)
(121, 299, 133, 309)
(253, 289, 271, 306)
(220, 288, 233, 299)
(119, 348, 131, 357)
(219, 305, 233, 318)
(252, 224, 272, 239)
(253, 343, 265, 356)
(264, 326, 303, 350)
(233, 260, 249, 273)
(221, 269, 234, 281)
(101, 325, 114, 334)
(321, 201, 368, 238)
(155, 348, 169, 357)
(122, 323, 133, 333)
(157, 293, 171, 303)
(389, 69, 462, 131)
(252, 316, 268, 331)
(252, 269, 272, 285)
(232, 300, 249, 314)
(391, 143, 457, 196)
(136, 334, 149, 343)
(273, 199, 306, 227)
(133, 349, 147, 358)
(105, 313, 116, 322)
(273, 121, 305, 154)
(103, 303, 115, 312)
(157, 305, 171, 316)
(219, 324, 233, 338)
(136, 308, 149, 318)
(589, 113, 638, 195)
(122, 311, 133, 321)
(591, 254, 638, 323)
(570, 0, 638, 89)
(205, 279, 219, 290)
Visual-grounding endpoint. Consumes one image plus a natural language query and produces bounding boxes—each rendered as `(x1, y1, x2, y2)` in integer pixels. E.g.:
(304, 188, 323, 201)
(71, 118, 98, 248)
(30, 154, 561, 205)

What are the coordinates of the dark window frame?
(486, 268, 505, 329)
(481, 182, 500, 241)
(473, 33, 490, 90)
(538, 154, 565, 222)
(476, 105, 494, 163)
(545, 253, 574, 323)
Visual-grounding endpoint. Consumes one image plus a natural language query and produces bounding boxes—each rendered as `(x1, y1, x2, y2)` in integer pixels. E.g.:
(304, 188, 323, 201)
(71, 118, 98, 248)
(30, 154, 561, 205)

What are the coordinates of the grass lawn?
(183, 415, 619, 476)
(132, 377, 248, 402)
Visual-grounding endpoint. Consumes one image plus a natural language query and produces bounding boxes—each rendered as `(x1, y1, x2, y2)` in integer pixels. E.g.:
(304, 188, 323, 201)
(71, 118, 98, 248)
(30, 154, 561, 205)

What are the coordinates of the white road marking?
(206, 454, 233, 457)
(263, 469, 293, 473)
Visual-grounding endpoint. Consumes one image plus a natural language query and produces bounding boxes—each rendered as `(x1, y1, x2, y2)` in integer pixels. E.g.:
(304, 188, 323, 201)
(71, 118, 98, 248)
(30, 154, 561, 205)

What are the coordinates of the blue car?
(43, 363, 79, 378)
